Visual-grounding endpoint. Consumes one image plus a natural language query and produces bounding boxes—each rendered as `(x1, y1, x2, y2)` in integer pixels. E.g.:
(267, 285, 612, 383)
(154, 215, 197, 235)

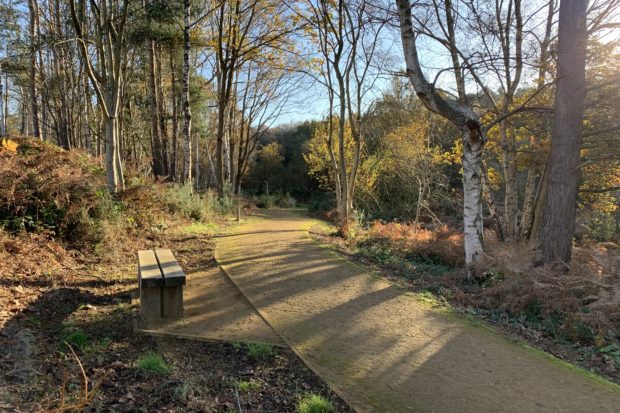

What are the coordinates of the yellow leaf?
(1, 139, 18, 152)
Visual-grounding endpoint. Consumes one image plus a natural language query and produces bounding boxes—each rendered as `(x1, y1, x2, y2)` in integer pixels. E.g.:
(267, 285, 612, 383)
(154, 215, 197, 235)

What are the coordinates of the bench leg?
(162, 286, 184, 318)
(140, 286, 162, 326)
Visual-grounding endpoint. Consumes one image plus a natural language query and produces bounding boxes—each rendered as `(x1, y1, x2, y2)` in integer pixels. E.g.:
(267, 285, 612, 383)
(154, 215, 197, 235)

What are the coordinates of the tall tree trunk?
(28, 0, 41, 139)
(2, 73, 7, 135)
(539, 0, 588, 264)
(156, 43, 169, 175)
(148, 40, 164, 177)
(0, 74, 4, 136)
(182, 0, 192, 183)
(83, 73, 91, 153)
(170, 50, 178, 180)
(501, 123, 518, 239)
(104, 115, 122, 192)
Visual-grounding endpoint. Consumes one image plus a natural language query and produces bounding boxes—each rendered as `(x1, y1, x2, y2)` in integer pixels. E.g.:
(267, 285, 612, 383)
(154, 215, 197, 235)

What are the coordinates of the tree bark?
(148, 40, 164, 177)
(28, 0, 41, 139)
(539, 0, 588, 264)
(181, 0, 193, 184)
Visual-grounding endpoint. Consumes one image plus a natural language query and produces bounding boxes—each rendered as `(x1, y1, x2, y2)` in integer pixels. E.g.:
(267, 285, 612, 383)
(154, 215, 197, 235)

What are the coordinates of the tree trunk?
(539, 0, 588, 264)
(148, 40, 164, 177)
(28, 0, 41, 139)
(462, 127, 485, 268)
(182, 0, 192, 183)
(104, 115, 122, 192)
(0, 74, 4, 136)
(170, 49, 178, 181)
(519, 165, 541, 238)
(156, 43, 169, 175)
(501, 122, 518, 239)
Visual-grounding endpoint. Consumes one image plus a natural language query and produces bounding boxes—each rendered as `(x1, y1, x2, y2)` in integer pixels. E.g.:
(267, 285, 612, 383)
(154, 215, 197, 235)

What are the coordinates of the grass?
(246, 342, 275, 359)
(297, 393, 335, 413)
(180, 221, 219, 235)
(62, 330, 89, 352)
(236, 379, 261, 392)
(136, 353, 171, 375)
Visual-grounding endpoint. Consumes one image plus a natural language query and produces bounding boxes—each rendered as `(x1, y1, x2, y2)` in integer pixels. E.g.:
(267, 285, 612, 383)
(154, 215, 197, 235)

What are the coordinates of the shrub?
(0, 138, 112, 246)
(296, 393, 335, 413)
(162, 184, 234, 220)
(580, 211, 618, 242)
(275, 192, 297, 208)
(307, 192, 335, 214)
(255, 193, 278, 209)
(136, 353, 171, 375)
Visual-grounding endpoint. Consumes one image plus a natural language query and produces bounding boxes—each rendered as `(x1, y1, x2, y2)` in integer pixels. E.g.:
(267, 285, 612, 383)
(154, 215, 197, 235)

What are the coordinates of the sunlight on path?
(216, 210, 620, 413)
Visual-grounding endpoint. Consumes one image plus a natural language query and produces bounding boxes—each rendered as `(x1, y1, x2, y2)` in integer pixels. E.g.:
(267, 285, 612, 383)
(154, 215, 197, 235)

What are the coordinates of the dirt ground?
(216, 209, 620, 413)
(0, 222, 352, 412)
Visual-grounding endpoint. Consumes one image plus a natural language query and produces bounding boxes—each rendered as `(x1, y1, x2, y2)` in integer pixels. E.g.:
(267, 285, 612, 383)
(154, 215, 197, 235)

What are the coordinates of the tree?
(396, 0, 485, 274)
(539, 0, 589, 264)
(70, 0, 131, 192)
(301, 0, 384, 227)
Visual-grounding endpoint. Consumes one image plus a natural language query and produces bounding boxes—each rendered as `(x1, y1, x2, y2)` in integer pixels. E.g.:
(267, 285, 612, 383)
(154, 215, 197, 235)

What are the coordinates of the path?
(215, 209, 620, 412)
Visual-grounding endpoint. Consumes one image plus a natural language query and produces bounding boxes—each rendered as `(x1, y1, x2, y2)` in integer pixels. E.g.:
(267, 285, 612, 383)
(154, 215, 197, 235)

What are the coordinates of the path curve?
(215, 209, 620, 413)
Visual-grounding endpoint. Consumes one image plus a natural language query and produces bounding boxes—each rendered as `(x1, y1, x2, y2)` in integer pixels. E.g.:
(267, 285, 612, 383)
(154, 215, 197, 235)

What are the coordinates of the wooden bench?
(138, 249, 186, 325)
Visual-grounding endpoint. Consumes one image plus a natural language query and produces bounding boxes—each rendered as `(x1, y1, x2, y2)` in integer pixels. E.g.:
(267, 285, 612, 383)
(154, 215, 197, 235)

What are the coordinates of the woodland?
(0, 0, 619, 411)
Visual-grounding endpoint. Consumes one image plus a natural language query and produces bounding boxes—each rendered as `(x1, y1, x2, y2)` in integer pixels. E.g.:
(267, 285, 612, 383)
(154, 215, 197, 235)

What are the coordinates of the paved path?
(215, 210, 620, 413)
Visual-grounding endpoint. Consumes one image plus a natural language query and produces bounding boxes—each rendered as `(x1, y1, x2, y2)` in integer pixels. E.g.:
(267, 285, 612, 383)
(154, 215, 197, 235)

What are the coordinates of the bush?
(0, 138, 114, 246)
(580, 211, 618, 242)
(254, 193, 278, 209)
(307, 192, 335, 214)
(276, 192, 297, 208)
(296, 393, 335, 413)
(162, 184, 234, 220)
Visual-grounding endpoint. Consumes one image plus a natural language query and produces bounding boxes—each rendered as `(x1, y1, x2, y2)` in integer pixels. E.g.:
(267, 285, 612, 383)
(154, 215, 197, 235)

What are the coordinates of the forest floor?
(0, 219, 353, 412)
(216, 209, 620, 413)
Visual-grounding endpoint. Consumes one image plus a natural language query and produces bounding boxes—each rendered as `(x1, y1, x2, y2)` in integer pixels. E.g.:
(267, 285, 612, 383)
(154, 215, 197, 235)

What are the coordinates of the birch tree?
(70, 0, 130, 192)
(396, 0, 485, 273)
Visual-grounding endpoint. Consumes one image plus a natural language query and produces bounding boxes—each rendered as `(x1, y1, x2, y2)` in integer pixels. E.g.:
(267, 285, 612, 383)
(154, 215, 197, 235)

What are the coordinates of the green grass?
(181, 221, 219, 235)
(236, 379, 261, 392)
(297, 393, 335, 413)
(246, 342, 275, 359)
(136, 353, 171, 375)
(62, 330, 89, 352)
